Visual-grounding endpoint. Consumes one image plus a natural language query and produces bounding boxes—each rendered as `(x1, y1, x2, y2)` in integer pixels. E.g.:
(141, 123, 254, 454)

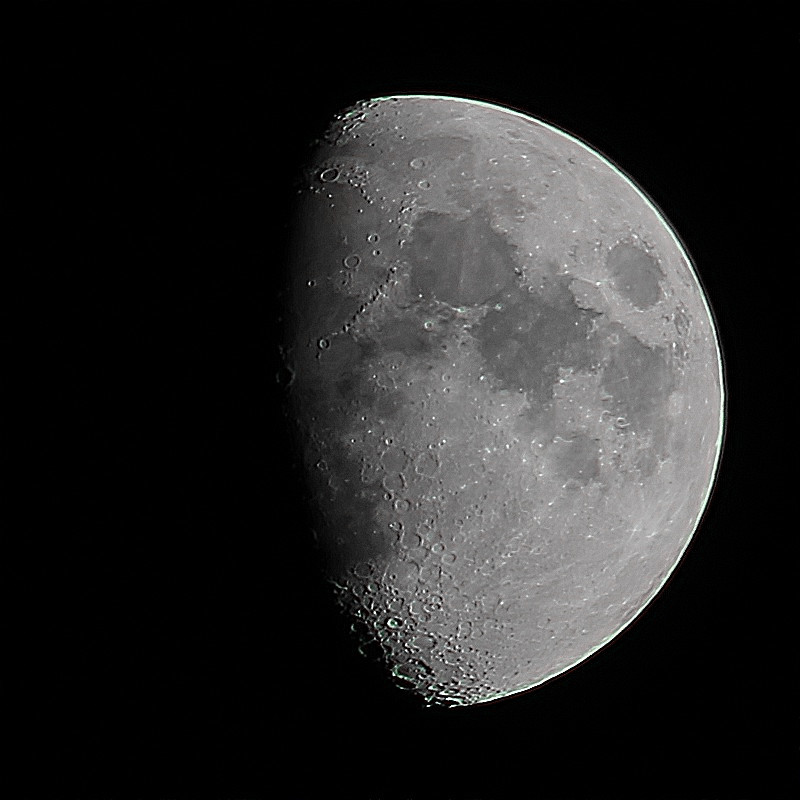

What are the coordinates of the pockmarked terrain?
(280, 96, 724, 707)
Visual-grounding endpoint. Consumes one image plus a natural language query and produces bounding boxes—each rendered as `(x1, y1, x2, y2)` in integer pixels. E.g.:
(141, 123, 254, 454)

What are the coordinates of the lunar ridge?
(281, 95, 724, 706)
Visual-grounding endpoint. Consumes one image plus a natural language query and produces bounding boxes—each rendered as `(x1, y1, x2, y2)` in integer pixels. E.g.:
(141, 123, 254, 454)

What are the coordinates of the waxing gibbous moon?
(279, 95, 724, 707)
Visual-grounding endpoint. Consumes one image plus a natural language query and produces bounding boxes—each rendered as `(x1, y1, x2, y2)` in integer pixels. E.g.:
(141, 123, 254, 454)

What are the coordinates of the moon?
(279, 95, 724, 707)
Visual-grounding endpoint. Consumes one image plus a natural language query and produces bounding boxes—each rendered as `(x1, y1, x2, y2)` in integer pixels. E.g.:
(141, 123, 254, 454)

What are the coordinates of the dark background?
(12, 5, 797, 799)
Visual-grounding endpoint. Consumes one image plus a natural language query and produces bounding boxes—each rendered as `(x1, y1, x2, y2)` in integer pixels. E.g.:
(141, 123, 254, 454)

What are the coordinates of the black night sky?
(12, 5, 797, 799)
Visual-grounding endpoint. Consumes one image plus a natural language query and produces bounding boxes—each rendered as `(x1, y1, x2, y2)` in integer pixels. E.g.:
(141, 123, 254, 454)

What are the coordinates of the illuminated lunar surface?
(280, 95, 724, 707)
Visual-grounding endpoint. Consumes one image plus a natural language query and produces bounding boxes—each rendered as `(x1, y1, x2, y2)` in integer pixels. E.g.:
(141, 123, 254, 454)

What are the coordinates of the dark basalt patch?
(550, 433, 601, 486)
(475, 278, 603, 404)
(600, 328, 674, 432)
(406, 208, 519, 307)
(364, 310, 446, 360)
(606, 242, 664, 310)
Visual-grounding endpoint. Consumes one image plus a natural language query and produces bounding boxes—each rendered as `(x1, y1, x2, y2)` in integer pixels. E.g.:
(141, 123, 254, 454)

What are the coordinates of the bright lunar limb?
(280, 95, 724, 707)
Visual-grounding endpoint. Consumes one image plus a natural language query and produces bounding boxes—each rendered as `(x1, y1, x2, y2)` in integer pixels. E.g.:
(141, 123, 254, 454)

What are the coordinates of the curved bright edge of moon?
(352, 94, 727, 703)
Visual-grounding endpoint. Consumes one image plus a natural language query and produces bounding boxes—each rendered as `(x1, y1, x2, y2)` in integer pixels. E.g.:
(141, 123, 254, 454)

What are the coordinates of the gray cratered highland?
(280, 96, 724, 707)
